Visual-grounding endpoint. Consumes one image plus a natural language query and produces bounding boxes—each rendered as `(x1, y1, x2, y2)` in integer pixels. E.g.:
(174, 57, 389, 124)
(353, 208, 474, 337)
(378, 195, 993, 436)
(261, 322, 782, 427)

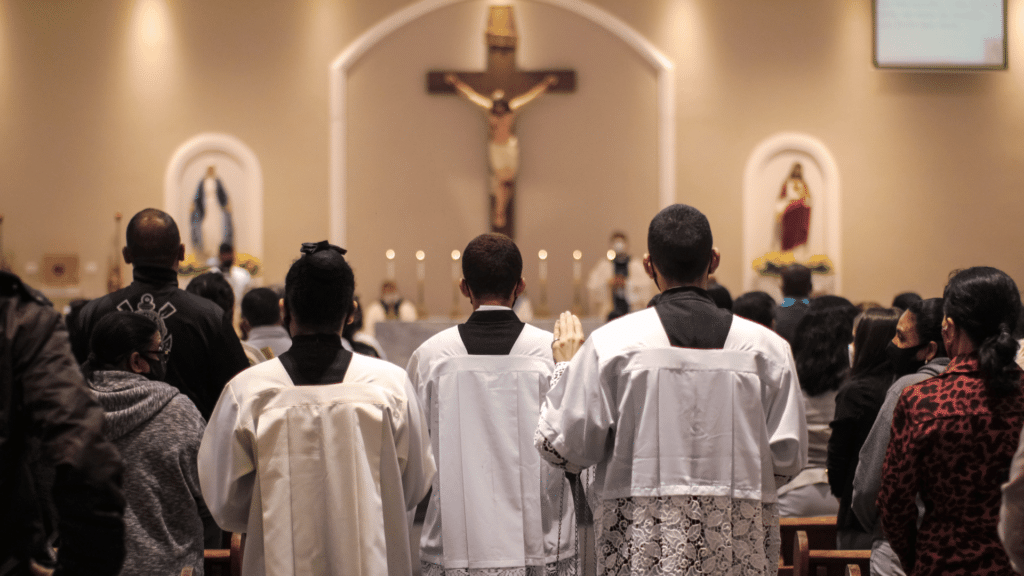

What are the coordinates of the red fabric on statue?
(780, 199, 810, 251)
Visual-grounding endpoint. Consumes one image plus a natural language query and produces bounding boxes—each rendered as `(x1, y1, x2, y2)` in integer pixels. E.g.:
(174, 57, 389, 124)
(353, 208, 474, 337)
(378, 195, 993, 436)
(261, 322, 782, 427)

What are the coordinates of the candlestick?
(415, 250, 426, 319)
(385, 249, 396, 280)
(451, 250, 461, 280)
(415, 250, 426, 280)
(536, 249, 550, 318)
(450, 250, 462, 319)
(572, 250, 584, 316)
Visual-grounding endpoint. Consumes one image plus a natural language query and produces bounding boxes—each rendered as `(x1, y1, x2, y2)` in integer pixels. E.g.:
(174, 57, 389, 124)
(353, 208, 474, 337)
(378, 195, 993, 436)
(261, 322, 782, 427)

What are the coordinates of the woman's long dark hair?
(944, 267, 1023, 397)
(792, 295, 860, 396)
(82, 311, 159, 379)
(850, 307, 901, 377)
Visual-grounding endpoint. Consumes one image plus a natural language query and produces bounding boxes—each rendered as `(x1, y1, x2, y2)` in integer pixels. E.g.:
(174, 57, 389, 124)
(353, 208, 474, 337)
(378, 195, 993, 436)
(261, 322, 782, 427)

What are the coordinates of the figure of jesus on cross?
(428, 6, 575, 237)
(445, 72, 557, 230)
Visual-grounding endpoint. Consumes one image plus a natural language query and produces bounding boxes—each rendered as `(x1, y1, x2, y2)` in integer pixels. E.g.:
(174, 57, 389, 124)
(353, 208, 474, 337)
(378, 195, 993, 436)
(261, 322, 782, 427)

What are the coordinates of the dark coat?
(70, 265, 249, 419)
(0, 271, 125, 575)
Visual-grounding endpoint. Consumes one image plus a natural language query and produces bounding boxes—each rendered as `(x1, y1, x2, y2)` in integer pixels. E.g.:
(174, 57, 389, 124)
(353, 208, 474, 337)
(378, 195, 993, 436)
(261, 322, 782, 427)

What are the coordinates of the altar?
(375, 316, 606, 369)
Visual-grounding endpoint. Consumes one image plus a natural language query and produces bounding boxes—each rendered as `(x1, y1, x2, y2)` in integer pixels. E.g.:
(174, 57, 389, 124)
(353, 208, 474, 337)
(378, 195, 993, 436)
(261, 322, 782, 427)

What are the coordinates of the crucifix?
(427, 5, 576, 238)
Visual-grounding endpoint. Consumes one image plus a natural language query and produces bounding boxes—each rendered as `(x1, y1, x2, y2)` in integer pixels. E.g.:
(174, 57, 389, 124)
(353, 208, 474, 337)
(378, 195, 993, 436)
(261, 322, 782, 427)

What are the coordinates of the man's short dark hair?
(647, 204, 713, 284)
(185, 272, 234, 319)
(219, 243, 234, 255)
(241, 287, 281, 327)
(462, 233, 522, 300)
(285, 243, 355, 333)
(126, 208, 181, 267)
(707, 282, 732, 310)
(734, 291, 776, 329)
(781, 264, 812, 297)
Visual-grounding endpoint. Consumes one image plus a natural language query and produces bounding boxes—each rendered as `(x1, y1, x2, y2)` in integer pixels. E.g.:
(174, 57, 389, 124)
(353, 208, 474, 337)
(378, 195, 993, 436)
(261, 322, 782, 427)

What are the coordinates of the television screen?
(874, 0, 1006, 70)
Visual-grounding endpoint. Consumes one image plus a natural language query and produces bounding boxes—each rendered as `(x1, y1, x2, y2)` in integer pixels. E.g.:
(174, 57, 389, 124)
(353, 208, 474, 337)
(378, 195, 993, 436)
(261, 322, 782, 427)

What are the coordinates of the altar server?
(407, 232, 576, 575)
(198, 241, 435, 576)
(536, 204, 807, 575)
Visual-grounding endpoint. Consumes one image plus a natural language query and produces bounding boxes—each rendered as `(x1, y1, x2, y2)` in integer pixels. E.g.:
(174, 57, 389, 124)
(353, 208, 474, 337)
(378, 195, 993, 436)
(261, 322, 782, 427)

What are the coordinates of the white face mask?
(382, 293, 400, 306)
(612, 240, 627, 255)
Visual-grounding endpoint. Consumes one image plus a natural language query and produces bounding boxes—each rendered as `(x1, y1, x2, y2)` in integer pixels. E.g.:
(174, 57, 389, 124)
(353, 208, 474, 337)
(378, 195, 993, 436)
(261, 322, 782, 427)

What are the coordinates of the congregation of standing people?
(6, 205, 1024, 576)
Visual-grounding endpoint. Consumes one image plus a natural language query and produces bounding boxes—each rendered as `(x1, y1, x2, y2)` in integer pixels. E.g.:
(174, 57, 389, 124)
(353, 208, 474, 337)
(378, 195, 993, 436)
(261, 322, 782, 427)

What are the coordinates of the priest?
(406, 233, 576, 575)
(536, 204, 807, 575)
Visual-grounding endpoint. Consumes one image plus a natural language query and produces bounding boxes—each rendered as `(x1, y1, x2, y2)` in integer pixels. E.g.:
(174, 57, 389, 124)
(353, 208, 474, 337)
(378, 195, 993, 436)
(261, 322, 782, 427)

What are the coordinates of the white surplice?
(407, 320, 575, 574)
(197, 354, 435, 576)
(537, 308, 807, 575)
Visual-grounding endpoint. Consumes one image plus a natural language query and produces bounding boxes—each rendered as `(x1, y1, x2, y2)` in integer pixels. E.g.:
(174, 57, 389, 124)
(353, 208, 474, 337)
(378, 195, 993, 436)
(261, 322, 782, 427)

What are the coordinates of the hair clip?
(300, 241, 347, 256)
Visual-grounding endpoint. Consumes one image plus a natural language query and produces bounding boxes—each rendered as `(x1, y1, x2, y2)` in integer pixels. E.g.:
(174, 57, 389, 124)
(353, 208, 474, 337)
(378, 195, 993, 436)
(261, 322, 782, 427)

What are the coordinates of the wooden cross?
(427, 5, 576, 238)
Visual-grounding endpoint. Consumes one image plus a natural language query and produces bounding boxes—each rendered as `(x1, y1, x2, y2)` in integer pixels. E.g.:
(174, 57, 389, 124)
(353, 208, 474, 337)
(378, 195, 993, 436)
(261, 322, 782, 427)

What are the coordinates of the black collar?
(278, 333, 353, 385)
(458, 309, 525, 355)
(654, 286, 733, 349)
(131, 265, 179, 287)
(466, 309, 520, 324)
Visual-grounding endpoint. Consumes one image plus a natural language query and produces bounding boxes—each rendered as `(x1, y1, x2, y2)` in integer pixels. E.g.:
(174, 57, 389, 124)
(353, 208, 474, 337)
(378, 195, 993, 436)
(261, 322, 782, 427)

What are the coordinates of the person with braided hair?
(198, 241, 435, 576)
(879, 266, 1024, 576)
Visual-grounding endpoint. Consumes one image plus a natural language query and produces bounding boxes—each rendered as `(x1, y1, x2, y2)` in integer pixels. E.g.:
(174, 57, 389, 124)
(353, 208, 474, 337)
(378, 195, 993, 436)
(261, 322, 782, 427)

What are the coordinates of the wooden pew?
(846, 566, 862, 576)
(180, 568, 193, 576)
(780, 516, 837, 565)
(792, 530, 871, 576)
(204, 532, 244, 576)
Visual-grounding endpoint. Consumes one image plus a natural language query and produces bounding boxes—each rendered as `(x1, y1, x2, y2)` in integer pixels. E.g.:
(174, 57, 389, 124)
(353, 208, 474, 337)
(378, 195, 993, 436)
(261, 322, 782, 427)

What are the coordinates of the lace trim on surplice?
(595, 495, 780, 575)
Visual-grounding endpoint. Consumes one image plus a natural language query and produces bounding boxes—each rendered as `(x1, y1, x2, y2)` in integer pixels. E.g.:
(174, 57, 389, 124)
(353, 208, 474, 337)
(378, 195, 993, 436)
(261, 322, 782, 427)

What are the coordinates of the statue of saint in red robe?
(776, 163, 811, 251)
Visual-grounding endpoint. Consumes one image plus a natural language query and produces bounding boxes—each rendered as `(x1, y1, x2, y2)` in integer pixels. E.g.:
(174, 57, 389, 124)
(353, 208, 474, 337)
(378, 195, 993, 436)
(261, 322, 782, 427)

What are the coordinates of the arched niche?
(163, 133, 264, 269)
(742, 132, 842, 298)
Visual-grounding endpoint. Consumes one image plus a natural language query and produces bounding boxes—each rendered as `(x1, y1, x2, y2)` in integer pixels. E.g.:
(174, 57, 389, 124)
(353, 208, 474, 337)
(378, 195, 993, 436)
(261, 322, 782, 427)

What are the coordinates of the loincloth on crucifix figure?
(428, 6, 576, 238)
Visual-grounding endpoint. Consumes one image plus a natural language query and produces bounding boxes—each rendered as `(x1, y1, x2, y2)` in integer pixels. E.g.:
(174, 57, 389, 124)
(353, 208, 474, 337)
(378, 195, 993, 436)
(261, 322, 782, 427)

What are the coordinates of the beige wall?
(1, 0, 1022, 313)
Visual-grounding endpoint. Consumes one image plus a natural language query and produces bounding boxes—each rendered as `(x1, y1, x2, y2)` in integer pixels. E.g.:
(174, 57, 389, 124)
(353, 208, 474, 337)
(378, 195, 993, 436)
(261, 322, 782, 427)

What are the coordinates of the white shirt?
(585, 257, 656, 318)
(198, 354, 435, 576)
(363, 299, 418, 339)
(244, 325, 292, 359)
(407, 309, 575, 571)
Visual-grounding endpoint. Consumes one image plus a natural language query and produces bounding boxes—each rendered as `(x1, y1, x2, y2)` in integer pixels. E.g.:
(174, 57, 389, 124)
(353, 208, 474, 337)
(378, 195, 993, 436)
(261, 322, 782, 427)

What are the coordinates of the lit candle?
(606, 249, 616, 261)
(385, 249, 396, 280)
(449, 250, 462, 319)
(451, 250, 461, 281)
(538, 249, 548, 282)
(573, 250, 582, 281)
(416, 250, 426, 281)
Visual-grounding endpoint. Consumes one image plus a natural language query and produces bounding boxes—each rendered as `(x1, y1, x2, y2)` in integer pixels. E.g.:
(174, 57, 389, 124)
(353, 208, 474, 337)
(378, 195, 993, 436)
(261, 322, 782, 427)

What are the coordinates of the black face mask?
(143, 353, 168, 382)
(886, 341, 926, 377)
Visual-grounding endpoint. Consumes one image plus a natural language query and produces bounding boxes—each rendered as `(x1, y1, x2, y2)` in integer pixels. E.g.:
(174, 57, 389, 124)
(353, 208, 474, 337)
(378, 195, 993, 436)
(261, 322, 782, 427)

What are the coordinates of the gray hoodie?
(89, 370, 208, 576)
(851, 357, 950, 540)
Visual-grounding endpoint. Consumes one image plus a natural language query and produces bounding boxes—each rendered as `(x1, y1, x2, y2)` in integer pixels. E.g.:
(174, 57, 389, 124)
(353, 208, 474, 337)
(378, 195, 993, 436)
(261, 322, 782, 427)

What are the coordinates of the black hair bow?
(300, 241, 347, 256)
